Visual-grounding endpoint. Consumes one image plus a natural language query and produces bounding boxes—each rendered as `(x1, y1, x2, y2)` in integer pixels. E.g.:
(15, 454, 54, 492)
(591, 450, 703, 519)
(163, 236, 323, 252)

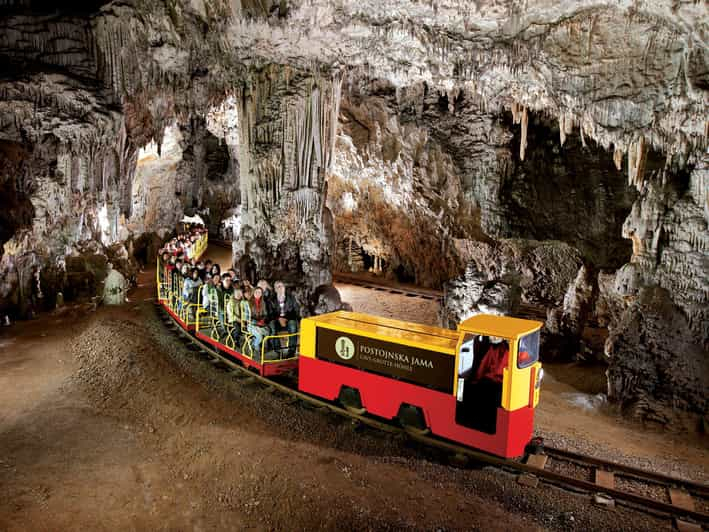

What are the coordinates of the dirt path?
(0, 271, 532, 531)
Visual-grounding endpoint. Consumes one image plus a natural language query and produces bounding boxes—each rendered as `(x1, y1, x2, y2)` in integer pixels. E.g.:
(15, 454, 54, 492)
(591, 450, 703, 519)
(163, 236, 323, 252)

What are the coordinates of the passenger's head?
(274, 281, 285, 298)
(181, 264, 189, 275)
(205, 259, 213, 268)
(233, 287, 243, 300)
(222, 275, 232, 288)
(243, 287, 253, 299)
(253, 287, 263, 300)
(197, 261, 204, 270)
(257, 279, 270, 292)
(204, 272, 212, 282)
(211, 264, 220, 275)
(489, 336, 505, 345)
(191, 269, 200, 280)
(212, 275, 221, 286)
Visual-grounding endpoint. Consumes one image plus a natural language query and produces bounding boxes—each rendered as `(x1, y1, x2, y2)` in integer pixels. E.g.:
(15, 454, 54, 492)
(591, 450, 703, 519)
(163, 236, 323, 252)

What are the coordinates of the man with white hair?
(268, 280, 300, 356)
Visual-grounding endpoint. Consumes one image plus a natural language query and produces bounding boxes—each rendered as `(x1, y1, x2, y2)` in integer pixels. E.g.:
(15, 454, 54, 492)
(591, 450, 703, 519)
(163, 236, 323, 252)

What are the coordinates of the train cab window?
(456, 334, 509, 434)
(456, 334, 475, 402)
(517, 330, 540, 369)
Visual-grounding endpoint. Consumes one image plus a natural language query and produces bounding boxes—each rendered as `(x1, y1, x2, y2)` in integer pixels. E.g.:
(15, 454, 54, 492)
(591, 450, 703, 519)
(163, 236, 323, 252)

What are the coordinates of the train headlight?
(535, 368, 544, 389)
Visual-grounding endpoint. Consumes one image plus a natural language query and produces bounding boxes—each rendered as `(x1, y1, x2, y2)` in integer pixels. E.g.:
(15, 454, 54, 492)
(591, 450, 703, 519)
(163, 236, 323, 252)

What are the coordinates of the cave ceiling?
(0, 1, 705, 155)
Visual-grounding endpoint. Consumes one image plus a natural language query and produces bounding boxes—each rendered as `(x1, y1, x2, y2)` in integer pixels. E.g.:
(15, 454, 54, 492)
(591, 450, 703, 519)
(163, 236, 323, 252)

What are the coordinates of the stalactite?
(519, 105, 528, 161)
(559, 113, 567, 146)
(627, 136, 647, 189)
(613, 147, 623, 171)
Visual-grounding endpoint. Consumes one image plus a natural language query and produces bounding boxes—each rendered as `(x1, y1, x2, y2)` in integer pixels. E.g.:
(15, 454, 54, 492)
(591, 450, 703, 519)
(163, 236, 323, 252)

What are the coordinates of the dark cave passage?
(501, 111, 640, 271)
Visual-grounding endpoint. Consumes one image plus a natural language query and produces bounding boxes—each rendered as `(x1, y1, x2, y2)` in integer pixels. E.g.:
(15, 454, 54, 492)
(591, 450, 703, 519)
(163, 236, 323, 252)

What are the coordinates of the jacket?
(474, 343, 509, 384)
(217, 285, 233, 313)
(182, 278, 202, 303)
(268, 292, 300, 322)
(250, 296, 269, 326)
(226, 297, 242, 325)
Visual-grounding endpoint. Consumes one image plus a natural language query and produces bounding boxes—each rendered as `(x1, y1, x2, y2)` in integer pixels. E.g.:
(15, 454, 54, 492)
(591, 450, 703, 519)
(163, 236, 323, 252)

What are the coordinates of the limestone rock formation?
(0, 0, 707, 420)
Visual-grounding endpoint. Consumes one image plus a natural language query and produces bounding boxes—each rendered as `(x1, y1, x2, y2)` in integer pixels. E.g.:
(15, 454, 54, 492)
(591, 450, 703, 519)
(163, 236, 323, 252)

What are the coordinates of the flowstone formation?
(1, 0, 707, 424)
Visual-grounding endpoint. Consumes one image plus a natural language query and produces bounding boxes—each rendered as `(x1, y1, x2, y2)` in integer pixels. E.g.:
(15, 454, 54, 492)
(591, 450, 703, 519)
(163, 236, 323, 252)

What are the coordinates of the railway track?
(333, 273, 443, 301)
(157, 304, 709, 530)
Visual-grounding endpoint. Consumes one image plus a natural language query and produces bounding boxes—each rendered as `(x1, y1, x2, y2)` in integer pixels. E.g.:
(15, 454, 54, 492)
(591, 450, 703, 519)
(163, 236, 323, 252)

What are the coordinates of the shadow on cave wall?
(199, 130, 239, 234)
(0, 140, 35, 255)
(500, 111, 641, 270)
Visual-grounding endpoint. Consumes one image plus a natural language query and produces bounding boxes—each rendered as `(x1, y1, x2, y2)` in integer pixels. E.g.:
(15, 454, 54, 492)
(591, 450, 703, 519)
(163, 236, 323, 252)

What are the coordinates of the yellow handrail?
(260, 332, 300, 363)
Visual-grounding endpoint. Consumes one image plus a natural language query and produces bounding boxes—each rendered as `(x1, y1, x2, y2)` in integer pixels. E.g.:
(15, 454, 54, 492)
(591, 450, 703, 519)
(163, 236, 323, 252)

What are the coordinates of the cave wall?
(0, 0, 706, 420)
(0, 0, 238, 315)
(329, 69, 707, 423)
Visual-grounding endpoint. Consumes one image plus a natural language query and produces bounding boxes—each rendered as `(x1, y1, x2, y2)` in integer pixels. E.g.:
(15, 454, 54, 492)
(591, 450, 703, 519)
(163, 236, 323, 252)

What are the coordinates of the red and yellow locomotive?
(298, 312, 543, 458)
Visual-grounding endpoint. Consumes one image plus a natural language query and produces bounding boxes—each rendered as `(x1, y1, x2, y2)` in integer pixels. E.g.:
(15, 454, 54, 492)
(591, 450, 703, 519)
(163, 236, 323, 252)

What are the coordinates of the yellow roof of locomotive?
(458, 314, 543, 339)
(307, 311, 459, 353)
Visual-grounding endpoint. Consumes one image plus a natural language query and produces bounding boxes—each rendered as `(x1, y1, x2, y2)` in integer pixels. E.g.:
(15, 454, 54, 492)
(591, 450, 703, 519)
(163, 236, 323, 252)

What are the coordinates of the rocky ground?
(0, 267, 706, 530)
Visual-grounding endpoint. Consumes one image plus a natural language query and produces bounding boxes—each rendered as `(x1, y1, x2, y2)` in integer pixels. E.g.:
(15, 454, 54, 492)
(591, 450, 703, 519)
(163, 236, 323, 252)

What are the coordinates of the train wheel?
(398, 404, 429, 435)
(338, 386, 365, 415)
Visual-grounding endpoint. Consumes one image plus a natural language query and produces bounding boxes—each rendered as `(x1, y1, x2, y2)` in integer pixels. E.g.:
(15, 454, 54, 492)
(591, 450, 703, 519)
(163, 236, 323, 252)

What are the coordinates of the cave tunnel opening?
(501, 110, 642, 272)
(394, 263, 416, 284)
(360, 251, 387, 277)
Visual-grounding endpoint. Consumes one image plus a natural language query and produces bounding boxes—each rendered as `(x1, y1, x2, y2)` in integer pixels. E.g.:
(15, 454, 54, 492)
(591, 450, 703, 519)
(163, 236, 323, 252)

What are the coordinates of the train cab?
(452, 314, 543, 455)
(298, 311, 543, 458)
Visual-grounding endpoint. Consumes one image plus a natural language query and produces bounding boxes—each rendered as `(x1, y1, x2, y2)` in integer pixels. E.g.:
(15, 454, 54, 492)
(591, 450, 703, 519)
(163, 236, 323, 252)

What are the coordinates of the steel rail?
(543, 446, 709, 497)
(156, 304, 709, 526)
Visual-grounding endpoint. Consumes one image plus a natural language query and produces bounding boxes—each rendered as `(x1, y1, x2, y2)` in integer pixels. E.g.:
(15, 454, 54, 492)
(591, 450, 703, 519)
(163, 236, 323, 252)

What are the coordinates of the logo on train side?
(335, 336, 355, 360)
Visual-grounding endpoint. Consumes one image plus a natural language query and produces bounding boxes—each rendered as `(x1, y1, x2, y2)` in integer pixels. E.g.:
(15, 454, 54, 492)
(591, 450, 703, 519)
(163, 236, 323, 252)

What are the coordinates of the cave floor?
(0, 272, 705, 531)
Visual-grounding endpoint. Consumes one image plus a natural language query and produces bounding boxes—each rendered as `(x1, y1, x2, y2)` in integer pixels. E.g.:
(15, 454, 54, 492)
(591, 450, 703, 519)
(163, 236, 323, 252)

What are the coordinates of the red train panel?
(298, 356, 534, 458)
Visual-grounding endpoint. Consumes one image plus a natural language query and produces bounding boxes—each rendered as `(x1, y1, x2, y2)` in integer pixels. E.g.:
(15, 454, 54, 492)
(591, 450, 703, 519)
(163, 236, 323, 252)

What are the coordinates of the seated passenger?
(182, 269, 203, 319)
(257, 279, 272, 300)
(210, 264, 221, 278)
(203, 274, 220, 313)
(247, 287, 271, 361)
(217, 274, 234, 326)
(466, 335, 509, 434)
(268, 281, 299, 356)
(226, 288, 244, 345)
(473, 336, 509, 385)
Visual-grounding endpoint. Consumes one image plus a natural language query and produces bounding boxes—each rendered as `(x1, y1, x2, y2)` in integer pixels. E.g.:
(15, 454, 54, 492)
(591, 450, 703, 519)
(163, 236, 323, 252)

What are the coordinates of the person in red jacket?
(474, 336, 509, 384)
